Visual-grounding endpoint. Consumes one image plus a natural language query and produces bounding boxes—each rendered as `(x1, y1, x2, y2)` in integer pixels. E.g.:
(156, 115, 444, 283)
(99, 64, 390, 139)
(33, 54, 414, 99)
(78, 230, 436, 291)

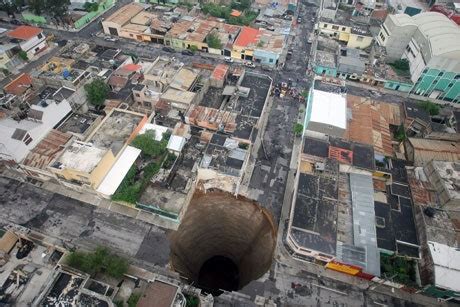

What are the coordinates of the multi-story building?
(6, 25, 47, 59)
(377, 12, 460, 103)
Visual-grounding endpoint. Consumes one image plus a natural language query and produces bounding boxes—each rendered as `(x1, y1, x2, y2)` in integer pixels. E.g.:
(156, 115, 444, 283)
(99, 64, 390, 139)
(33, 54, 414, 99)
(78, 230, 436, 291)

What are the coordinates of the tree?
(45, 0, 70, 24)
(417, 100, 440, 116)
(206, 32, 222, 49)
(83, 1, 99, 12)
(29, 0, 44, 15)
(18, 50, 28, 61)
(293, 123, 303, 137)
(131, 132, 167, 158)
(84, 78, 110, 107)
(389, 59, 409, 72)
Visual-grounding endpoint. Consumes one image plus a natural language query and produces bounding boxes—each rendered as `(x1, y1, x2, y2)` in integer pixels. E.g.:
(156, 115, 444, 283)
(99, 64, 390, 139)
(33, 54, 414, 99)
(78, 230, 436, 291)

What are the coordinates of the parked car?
(162, 46, 175, 53)
(57, 39, 68, 47)
(243, 61, 255, 68)
(224, 56, 234, 63)
(297, 17, 302, 23)
(10, 19, 21, 25)
(104, 36, 118, 42)
(181, 49, 194, 56)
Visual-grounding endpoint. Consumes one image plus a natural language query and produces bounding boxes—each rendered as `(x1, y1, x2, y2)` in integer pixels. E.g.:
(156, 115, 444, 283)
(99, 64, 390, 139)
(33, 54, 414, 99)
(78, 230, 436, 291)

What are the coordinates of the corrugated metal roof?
(408, 138, 460, 165)
(350, 173, 381, 276)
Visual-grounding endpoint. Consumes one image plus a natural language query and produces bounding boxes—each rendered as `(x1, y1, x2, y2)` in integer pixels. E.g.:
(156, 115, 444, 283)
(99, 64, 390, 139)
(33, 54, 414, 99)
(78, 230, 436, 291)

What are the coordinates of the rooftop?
(4, 73, 33, 96)
(308, 89, 347, 130)
(7, 25, 42, 40)
(51, 140, 107, 173)
(104, 3, 145, 26)
(161, 88, 196, 106)
(407, 138, 460, 164)
(290, 160, 340, 257)
(234, 26, 260, 48)
(389, 12, 460, 58)
(345, 94, 401, 156)
(137, 280, 179, 307)
(57, 112, 99, 136)
(428, 161, 460, 202)
(404, 100, 431, 124)
(86, 109, 145, 156)
(211, 64, 229, 81)
(428, 241, 460, 292)
(22, 129, 72, 169)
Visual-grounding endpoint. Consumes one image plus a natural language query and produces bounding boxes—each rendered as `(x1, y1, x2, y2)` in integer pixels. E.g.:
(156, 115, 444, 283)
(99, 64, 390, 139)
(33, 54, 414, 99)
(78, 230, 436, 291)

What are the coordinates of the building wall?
(313, 65, 337, 77)
(384, 80, 413, 92)
(19, 32, 46, 56)
(347, 34, 373, 49)
(254, 49, 280, 66)
(90, 150, 117, 188)
(424, 161, 460, 209)
(411, 68, 460, 103)
(377, 18, 416, 62)
(102, 21, 122, 36)
(232, 45, 254, 60)
(318, 22, 351, 42)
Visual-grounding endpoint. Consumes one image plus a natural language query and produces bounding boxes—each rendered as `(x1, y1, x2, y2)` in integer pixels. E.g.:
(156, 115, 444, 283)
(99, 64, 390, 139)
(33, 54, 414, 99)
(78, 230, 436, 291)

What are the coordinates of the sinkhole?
(169, 190, 276, 295)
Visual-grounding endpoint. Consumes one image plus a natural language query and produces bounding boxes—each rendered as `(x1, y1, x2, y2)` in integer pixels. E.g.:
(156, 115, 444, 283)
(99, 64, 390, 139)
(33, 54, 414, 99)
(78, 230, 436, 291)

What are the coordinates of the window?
(269, 58, 273, 63)
(382, 24, 390, 36)
(37, 33, 43, 39)
(356, 36, 364, 42)
(342, 27, 346, 31)
(379, 32, 385, 41)
(135, 93, 140, 97)
(438, 72, 444, 77)
(448, 83, 453, 88)
(23, 133, 32, 145)
(332, 25, 339, 30)
(454, 74, 460, 80)
(322, 24, 328, 28)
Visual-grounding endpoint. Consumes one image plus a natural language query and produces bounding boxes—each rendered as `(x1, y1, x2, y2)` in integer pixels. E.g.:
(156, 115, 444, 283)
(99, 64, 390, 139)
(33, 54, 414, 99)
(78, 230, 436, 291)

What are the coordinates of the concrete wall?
(347, 34, 373, 49)
(377, 18, 416, 62)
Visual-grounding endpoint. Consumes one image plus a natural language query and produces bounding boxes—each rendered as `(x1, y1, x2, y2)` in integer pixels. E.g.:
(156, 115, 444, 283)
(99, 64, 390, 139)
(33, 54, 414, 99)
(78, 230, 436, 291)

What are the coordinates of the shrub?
(127, 293, 141, 307)
(18, 50, 28, 61)
(206, 32, 222, 49)
(417, 100, 440, 116)
(65, 246, 128, 279)
(293, 123, 303, 137)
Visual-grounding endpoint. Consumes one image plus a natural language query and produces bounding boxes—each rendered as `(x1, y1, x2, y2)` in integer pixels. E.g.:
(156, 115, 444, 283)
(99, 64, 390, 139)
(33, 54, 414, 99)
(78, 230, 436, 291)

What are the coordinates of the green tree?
(394, 123, 407, 142)
(206, 32, 222, 49)
(127, 293, 141, 307)
(131, 132, 167, 158)
(84, 78, 110, 107)
(18, 50, 28, 61)
(29, 0, 44, 15)
(417, 100, 440, 116)
(83, 1, 99, 12)
(293, 123, 303, 137)
(46, 0, 70, 24)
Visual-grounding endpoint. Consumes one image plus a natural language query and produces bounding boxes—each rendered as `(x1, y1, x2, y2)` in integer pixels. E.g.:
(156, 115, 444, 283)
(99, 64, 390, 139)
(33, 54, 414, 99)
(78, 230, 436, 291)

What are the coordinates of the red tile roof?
(7, 25, 42, 40)
(22, 130, 72, 169)
(211, 64, 229, 81)
(234, 26, 260, 47)
(4, 73, 33, 95)
(121, 63, 142, 72)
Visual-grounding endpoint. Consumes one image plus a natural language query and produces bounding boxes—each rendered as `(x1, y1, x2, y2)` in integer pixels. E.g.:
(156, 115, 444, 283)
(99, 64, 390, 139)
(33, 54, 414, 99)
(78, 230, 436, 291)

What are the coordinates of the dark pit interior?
(169, 190, 276, 295)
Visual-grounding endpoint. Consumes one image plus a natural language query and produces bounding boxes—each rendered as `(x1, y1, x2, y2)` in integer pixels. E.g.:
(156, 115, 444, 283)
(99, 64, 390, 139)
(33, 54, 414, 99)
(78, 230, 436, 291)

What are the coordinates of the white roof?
(96, 145, 141, 196)
(140, 123, 169, 141)
(0, 99, 72, 163)
(309, 89, 347, 129)
(167, 135, 186, 152)
(428, 241, 460, 292)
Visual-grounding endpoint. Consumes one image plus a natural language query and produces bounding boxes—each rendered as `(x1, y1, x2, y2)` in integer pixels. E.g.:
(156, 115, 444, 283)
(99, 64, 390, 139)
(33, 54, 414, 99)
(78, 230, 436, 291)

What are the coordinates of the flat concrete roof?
(52, 140, 107, 173)
(309, 89, 347, 130)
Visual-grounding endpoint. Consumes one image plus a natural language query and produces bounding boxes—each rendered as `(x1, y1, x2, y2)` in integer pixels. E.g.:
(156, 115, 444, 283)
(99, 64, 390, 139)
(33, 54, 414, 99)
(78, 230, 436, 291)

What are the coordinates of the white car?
(104, 36, 118, 42)
(244, 61, 255, 68)
(224, 56, 234, 63)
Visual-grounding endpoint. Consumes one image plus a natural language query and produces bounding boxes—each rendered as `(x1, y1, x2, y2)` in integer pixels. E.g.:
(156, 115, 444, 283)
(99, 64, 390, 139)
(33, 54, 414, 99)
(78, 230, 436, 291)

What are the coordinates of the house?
(317, 15, 373, 49)
(3, 73, 33, 96)
(49, 108, 147, 190)
(376, 13, 460, 103)
(0, 90, 72, 163)
(102, 3, 145, 37)
(7, 25, 46, 58)
(404, 138, 460, 165)
(232, 26, 260, 61)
